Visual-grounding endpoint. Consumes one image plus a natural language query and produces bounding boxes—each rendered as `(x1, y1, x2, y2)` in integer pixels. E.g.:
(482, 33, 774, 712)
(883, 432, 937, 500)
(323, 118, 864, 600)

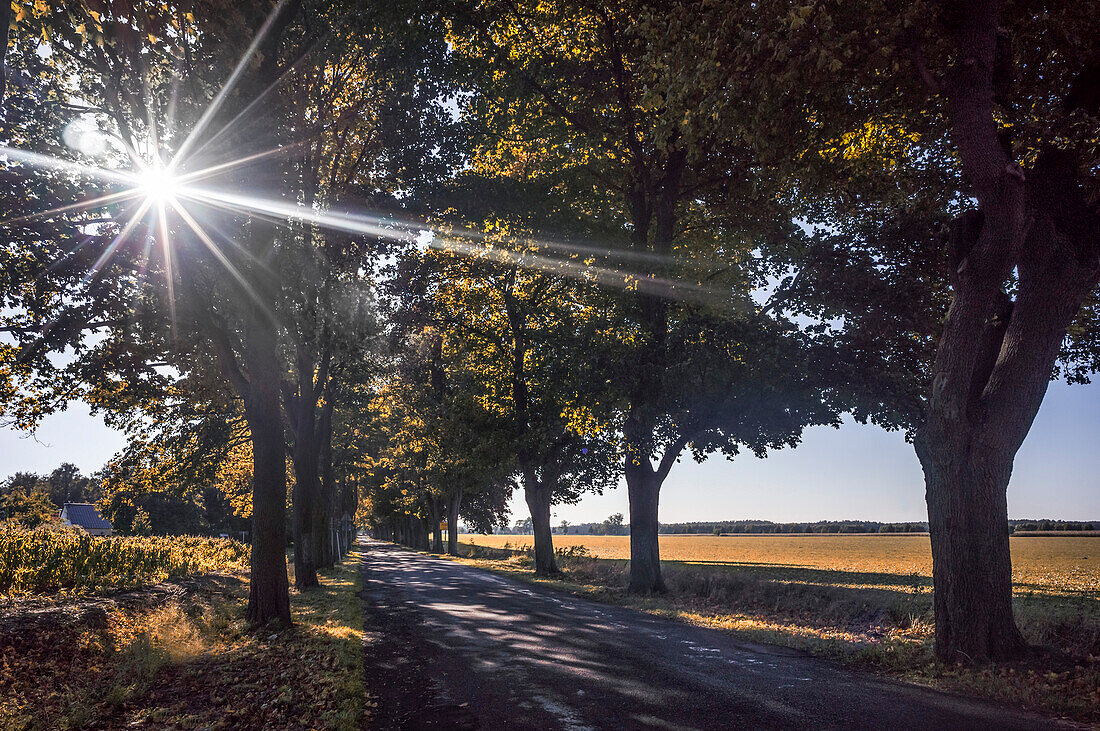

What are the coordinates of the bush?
(0, 525, 250, 593)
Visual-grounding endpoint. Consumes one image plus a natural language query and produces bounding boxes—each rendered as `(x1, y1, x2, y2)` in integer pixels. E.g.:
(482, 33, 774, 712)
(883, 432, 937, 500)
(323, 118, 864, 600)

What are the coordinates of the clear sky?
(1, 381, 1097, 523)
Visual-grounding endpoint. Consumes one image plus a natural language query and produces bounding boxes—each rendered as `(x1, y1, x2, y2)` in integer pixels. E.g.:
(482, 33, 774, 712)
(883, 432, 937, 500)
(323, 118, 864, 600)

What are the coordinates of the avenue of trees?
(0, 0, 1096, 665)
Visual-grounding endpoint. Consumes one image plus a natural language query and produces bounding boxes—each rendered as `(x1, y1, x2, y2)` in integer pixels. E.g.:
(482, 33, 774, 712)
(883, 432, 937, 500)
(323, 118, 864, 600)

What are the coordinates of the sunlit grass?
(2, 544, 368, 729)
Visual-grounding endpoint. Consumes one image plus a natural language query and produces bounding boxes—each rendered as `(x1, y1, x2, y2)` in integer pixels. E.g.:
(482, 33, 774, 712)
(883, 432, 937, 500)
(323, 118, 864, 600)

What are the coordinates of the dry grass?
(452, 536, 1100, 723)
(1, 548, 367, 730)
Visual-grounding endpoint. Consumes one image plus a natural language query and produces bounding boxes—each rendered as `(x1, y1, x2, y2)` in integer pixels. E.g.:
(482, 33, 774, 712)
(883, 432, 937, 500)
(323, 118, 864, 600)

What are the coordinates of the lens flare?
(137, 164, 180, 205)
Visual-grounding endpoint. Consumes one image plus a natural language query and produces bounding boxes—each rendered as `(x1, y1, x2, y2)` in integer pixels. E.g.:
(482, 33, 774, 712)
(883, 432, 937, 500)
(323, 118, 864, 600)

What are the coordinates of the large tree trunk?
(625, 460, 665, 594)
(291, 397, 320, 590)
(914, 0, 1100, 662)
(446, 489, 462, 555)
(244, 302, 292, 627)
(428, 496, 444, 553)
(240, 0, 300, 625)
(523, 476, 558, 576)
(622, 151, 683, 596)
(317, 402, 336, 568)
(919, 442, 1023, 662)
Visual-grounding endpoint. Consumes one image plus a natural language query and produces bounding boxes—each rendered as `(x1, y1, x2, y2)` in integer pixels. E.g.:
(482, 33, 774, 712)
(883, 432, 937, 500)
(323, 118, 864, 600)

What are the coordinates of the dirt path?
(358, 539, 1078, 730)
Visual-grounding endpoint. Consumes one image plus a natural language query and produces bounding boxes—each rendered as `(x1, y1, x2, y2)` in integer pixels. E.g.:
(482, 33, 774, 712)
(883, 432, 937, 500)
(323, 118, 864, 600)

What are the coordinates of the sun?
(137, 163, 181, 205)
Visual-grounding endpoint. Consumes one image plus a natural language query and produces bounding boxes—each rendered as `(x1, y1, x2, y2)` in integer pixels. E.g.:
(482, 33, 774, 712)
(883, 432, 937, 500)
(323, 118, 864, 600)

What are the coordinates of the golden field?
(458, 533, 1099, 597)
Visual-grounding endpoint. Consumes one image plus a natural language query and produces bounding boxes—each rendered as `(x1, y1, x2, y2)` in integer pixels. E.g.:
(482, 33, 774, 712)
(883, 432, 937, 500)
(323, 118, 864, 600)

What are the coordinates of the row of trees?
(0, 0, 448, 624)
(359, 0, 1100, 664)
(1, 0, 1096, 666)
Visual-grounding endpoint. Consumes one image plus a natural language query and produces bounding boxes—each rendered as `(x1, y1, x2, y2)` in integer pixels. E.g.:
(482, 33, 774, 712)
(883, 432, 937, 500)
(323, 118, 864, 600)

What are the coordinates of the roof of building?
(62, 503, 112, 530)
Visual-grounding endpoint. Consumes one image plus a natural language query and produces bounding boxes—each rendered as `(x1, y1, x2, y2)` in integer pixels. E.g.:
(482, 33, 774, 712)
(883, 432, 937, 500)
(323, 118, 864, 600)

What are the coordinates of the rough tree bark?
(446, 489, 462, 555)
(522, 471, 559, 575)
(624, 451, 663, 593)
(239, 0, 302, 625)
(913, 0, 1100, 662)
(243, 286, 292, 626)
(624, 150, 684, 594)
(290, 348, 320, 590)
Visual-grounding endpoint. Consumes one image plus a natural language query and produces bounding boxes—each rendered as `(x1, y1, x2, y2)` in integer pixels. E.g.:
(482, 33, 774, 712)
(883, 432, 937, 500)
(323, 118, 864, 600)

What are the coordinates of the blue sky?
(2, 380, 1097, 524)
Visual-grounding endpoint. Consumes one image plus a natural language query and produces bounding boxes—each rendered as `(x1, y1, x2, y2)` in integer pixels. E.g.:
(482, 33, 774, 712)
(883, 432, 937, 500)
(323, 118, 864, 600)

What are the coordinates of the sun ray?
(84, 199, 153, 285)
(428, 236, 730, 307)
(0, 146, 138, 187)
(170, 199, 272, 316)
(174, 141, 309, 187)
(183, 46, 318, 165)
(0, 189, 144, 226)
(156, 199, 177, 332)
(170, 0, 294, 170)
(172, 183, 731, 306)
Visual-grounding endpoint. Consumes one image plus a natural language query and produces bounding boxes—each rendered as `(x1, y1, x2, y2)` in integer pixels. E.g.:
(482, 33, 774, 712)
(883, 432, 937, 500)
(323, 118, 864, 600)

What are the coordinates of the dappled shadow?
(358, 540, 1050, 730)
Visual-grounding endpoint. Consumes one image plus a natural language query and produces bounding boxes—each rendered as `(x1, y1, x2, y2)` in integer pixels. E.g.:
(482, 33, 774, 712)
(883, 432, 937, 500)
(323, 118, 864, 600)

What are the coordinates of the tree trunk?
(919, 441, 1024, 662)
(244, 303, 291, 627)
(446, 489, 462, 555)
(524, 479, 558, 576)
(429, 497, 444, 554)
(419, 517, 431, 552)
(913, 0, 1100, 662)
(291, 411, 320, 590)
(317, 402, 336, 568)
(625, 461, 665, 594)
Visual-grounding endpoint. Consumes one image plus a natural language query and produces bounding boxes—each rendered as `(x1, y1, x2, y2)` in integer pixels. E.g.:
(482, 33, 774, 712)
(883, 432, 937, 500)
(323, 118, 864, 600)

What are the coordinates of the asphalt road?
(358, 539, 1073, 730)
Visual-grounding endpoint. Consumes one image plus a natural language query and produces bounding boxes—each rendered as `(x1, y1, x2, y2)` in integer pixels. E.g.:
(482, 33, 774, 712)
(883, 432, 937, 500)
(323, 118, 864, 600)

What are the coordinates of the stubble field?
(458, 533, 1099, 597)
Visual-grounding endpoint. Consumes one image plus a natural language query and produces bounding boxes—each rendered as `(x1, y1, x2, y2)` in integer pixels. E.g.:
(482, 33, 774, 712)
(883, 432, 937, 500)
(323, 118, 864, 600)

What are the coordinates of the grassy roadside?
(439, 542, 1100, 725)
(0, 546, 367, 730)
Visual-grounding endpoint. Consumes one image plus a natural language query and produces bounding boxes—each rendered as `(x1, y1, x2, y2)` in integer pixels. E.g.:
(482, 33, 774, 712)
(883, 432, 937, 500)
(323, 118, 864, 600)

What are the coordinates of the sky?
(1, 380, 1097, 524)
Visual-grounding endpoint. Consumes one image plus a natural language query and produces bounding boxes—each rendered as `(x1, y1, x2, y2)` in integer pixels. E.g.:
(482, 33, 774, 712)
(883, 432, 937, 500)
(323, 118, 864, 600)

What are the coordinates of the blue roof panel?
(63, 503, 112, 530)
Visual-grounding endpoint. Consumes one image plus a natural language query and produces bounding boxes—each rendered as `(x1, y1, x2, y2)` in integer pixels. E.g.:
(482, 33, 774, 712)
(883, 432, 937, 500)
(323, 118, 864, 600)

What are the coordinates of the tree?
(0, 485, 56, 528)
(405, 180, 621, 574)
(446, 0, 840, 592)
(603, 513, 625, 536)
(2, 0, 313, 625)
(45, 464, 95, 507)
(738, 0, 1100, 661)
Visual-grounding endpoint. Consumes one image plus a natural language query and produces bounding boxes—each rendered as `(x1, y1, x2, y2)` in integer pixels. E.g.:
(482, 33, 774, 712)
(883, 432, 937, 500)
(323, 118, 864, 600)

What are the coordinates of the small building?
(60, 503, 114, 536)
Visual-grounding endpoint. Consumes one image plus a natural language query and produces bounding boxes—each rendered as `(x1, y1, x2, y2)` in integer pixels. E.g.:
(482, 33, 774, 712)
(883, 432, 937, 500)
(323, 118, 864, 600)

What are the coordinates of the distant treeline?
(484, 517, 1100, 536)
(1009, 520, 1098, 532)
(657, 520, 928, 534)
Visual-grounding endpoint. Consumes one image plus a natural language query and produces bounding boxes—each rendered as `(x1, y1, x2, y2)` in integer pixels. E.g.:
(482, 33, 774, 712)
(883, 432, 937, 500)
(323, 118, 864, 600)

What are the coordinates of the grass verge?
(442, 542, 1100, 725)
(0, 546, 366, 730)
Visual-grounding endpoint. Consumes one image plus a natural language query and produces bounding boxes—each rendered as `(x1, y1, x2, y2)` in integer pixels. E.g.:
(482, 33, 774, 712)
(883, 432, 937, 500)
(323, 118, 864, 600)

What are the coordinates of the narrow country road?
(358, 539, 1072, 730)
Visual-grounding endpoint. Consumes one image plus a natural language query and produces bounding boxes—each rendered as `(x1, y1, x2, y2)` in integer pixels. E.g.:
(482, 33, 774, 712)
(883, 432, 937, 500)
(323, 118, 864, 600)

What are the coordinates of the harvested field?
(458, 533, 1099, 598)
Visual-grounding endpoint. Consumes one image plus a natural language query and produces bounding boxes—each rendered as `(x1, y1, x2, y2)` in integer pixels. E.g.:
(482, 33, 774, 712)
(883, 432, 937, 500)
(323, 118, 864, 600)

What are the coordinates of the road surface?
(358, 539, 1072, 730)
